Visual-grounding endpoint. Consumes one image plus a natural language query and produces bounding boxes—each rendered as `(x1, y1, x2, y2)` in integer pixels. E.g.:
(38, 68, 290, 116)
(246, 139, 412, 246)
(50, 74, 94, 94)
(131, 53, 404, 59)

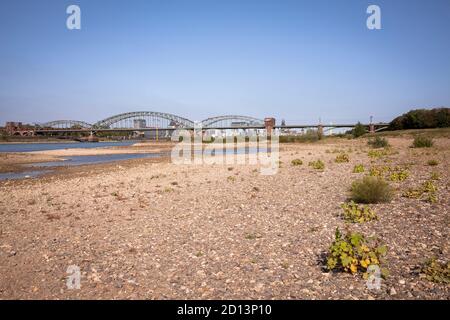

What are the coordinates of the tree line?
(389, 108, 450, 130)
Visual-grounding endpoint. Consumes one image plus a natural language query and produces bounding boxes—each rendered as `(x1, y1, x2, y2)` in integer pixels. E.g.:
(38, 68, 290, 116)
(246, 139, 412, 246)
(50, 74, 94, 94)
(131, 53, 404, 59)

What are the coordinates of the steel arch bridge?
(39, 120, 93, 129)
(201, 115, 263, 128)
(93, 111, 194, 129)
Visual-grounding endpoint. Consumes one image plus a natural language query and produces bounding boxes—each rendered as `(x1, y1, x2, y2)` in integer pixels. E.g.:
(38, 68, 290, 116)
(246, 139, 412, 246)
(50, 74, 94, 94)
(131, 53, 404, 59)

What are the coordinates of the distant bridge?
(7, 110, 389, 137)
(33, 123, 389, 133)
(39, 120, 93, 129)
(35, 112, 264, 130)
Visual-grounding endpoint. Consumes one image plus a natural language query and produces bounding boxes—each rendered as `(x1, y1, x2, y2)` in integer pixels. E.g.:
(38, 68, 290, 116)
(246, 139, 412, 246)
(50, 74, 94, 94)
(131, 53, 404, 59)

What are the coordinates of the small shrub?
(227, 176, 236, 182)
(427, 159, 439, 166)
(353, 164, 365, 173)
(420, 258, 450, 284)
(350, 176, 393, 204)
(341, 201, 378, 223)
(412, 136, 433, 148)
(326, 228, 388, 276)
(335, 153, 350, 163)
(308, 159, 325, 170)
(279, 130, 320, 143)
(352, 122, 366, 138)
(368, 137, 389, 148)
(291, 159, 303, 166)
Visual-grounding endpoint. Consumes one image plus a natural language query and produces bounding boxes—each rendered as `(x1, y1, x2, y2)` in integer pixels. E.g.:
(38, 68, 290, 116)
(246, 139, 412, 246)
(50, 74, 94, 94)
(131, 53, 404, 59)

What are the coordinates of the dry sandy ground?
(0, 137, 448, 299)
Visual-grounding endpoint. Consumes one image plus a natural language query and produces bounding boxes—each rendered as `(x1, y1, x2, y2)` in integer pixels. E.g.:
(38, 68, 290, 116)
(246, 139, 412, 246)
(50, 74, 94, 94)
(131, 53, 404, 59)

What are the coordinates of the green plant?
(388, 169, 409, 182)
(278, 129, 320, 143)
(420, 257, 450, 284)
(430, 172, 440, 180)
(368, 149, 390, 158)
(422, 180, 437, 193)
(369, 165, 390, 178)
(402, 189, 423, 199)
(368, 165, 409, 182)
(341, 201, 378, 223)
(227, 176, 236, 182)
(389, 108, 450, 130)
(291, 159, 303, 166)
(245, 233, 261, 240)
(335, 153, 350, 163)
(352, 122, 366, 138)
(402, 179, 438, 203)
(412, 136, 434, 148)
(427, 159, 439, 166)
(368, 137, 389, 148)
(326, 228, 387, 276)
(350, 176, 393, 203)
(353, 164, 365, 173)
(308, 159, 325, 170)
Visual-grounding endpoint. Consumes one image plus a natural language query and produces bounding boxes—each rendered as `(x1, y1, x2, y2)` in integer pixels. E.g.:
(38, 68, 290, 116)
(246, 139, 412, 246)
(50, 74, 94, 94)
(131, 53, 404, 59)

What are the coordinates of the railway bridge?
(4, 111, 389, 138)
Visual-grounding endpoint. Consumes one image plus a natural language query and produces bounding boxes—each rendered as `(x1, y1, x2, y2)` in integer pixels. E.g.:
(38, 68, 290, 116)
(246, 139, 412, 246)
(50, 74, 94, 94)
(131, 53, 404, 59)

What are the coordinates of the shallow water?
(0, 141, 137, 153)
(28, 153, 165, 167)
(0, 146, 271, 180)
(0, 170, 50, 181)
(0, 153, 165, 181)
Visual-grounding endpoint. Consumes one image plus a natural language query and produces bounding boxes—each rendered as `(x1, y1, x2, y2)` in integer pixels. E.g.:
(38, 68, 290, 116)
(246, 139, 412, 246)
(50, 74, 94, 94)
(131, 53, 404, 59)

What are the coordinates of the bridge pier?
(369, 124, 375, 134)
(87, 131, 99, 142)
(264, 117, 275, 136)
(317, 124, 324, 139)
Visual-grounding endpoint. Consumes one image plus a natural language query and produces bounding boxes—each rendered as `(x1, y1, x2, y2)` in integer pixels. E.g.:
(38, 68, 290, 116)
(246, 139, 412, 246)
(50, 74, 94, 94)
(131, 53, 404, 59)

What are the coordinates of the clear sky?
(1, 0, 449, 125)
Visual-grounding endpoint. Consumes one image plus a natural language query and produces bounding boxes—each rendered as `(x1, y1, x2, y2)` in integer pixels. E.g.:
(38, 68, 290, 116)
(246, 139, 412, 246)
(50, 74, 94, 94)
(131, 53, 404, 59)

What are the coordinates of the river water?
(0, 141, 137, 153)
(0, 142, 269, 181)
(0, 141, 160, 181)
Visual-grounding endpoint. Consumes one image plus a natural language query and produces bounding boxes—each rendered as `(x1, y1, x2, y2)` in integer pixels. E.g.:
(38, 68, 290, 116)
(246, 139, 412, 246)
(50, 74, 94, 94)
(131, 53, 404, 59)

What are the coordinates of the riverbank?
(0, 141, 175, 174)
(0, 135, 448, 299)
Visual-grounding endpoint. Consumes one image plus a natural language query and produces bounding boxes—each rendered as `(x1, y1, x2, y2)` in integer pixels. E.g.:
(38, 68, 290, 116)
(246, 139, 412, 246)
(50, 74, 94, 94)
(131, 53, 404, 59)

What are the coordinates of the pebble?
(390, 287, 397, 296)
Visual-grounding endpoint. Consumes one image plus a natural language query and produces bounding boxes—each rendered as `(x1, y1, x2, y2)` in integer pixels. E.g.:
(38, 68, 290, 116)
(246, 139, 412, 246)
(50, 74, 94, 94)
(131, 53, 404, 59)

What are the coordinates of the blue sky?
(0, 0, 449, 125)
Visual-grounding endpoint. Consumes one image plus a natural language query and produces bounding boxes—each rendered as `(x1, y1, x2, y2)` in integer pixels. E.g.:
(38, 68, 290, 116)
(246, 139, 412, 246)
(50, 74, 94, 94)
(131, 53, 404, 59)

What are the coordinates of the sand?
(0, 136, 448, 299)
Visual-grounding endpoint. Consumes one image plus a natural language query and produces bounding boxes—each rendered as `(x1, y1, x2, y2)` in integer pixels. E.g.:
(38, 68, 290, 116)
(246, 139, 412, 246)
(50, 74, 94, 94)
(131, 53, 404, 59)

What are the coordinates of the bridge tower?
(369, 116, 375, 134)
(264, 117, 275, 135)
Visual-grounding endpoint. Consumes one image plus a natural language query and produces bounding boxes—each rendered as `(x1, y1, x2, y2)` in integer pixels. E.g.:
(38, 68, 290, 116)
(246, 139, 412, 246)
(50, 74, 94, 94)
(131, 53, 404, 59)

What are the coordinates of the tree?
(389, 108, 449, 130)
(352, 122, 366, 138)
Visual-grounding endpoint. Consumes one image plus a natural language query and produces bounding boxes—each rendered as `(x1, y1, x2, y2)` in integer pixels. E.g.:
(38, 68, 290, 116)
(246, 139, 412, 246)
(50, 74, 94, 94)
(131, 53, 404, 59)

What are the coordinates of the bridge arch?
(39, 120, 93, 129)
(201, 115, 263, 128)
(93, 111, 194, 129)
